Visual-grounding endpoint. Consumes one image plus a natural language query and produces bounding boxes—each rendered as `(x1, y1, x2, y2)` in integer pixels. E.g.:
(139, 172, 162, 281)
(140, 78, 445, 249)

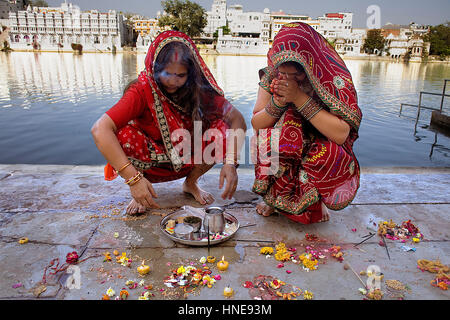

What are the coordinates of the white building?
(0, 0, 24, 19)
(383, 25, 430, 61)
(205, 1, 270, 55)
(204, 0, 227, 37)
(227, 5, 270, 41)
(8, 2, 126, 52)
(134, 18, 168, 52)
(270, 10, 310, 40)
(216, 28, 269, 55)
(317, 12, 353, 39)
(334, 28, 366, 56)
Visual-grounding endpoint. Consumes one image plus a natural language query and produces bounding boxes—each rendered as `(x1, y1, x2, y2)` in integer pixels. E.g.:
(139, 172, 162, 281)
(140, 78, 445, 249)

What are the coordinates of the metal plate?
(160, 210, 239, 247)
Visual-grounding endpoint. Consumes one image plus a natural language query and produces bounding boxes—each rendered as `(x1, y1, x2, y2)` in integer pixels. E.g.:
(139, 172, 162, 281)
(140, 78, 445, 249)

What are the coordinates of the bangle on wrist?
(117, 161, 132, 173)
(265, 96, 288, 118)
(224, 155, 239, 168)
(296, 97, 323, 121)
(296, 97, 312, 112)
(125, 171, 143, 186)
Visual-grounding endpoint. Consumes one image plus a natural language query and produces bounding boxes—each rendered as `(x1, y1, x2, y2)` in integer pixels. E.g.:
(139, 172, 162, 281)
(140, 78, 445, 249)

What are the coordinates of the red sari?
(104, 30, 232, 183)
(253, 22, 363, 224)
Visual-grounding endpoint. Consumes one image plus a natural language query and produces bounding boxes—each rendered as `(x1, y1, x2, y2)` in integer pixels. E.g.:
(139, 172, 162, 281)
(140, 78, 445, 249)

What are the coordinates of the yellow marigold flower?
(303, 290, 314, 300)
(177, 266, 186, 274)
(275, 242, 286, 251)
(275, 251, 291, 261)
(106, 287, 115, 297)
(260, 247, 274, 255)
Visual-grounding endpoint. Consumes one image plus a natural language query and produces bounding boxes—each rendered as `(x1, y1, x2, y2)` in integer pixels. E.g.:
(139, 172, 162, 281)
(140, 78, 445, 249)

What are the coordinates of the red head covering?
(135, 30, 225, 172)
(261, 22, 362, 132)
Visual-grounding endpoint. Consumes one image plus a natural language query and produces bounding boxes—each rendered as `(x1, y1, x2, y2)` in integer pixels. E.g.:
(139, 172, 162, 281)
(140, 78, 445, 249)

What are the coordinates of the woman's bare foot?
(320, 202, 330, 222)
(182, 180, 214, 205)
(126, 199, 147, 216)
(256, 202, 275, 217)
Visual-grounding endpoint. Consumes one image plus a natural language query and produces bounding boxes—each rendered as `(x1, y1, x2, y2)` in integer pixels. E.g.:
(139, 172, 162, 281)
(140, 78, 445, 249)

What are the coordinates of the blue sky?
(45, 0, 449, 28)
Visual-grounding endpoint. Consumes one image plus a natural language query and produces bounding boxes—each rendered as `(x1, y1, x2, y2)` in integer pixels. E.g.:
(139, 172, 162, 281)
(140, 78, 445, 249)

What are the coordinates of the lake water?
(0, 52, 449, 167)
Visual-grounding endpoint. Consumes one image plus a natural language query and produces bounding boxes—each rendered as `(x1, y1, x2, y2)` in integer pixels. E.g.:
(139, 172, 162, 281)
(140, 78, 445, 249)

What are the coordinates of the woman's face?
(159, 55, 188, 94)
(277, 63, 306, 82)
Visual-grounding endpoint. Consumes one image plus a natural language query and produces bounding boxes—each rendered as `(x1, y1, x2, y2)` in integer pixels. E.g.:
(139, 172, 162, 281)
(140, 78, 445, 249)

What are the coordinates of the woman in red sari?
(91, 30, 246, 215)
(251, 22, 362, 224)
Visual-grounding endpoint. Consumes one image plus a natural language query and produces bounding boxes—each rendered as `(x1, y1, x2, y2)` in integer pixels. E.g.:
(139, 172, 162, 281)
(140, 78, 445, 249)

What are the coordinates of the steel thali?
(159, 207, 240, 246)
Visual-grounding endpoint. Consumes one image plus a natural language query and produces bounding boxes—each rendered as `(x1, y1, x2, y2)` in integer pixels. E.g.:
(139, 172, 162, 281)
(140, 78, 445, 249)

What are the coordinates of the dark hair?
(122, 42, 217, 129)
(279, 61, 305, 74)
(153, 41, 216, 129)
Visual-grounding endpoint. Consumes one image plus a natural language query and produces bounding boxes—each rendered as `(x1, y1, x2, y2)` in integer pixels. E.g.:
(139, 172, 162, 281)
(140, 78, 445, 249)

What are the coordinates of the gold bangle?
(125, 171, 142, 185)
(296, 97, 312, 113)
(128, 175, 142, 186)
(117, 161, 132, 173)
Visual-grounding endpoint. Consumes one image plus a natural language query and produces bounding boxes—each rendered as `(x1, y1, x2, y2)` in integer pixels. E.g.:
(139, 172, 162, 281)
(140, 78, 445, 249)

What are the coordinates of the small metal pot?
(174, 224, 194, 240)
(203, 206, 226, 234)
(183, 216, 202, 233)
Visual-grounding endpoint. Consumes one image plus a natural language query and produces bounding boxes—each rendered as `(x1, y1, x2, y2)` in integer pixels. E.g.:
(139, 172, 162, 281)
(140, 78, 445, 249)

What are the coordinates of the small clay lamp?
(137, 260, 150, 275)
(223, 285, 234, 297)
(217, 256, 229, 271)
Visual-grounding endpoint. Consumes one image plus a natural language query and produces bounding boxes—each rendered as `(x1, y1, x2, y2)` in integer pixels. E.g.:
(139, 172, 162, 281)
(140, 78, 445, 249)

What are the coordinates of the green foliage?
(213, 25, 231, 38)
(31, 0, 49, 7)
(424, 22, 450, 57)
(158, 0, 207, 38)
(363, 29, 385, 54)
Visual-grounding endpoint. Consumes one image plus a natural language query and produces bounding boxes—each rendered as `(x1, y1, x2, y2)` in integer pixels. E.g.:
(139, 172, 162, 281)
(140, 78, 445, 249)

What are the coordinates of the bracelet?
(117, 161, 132, 173)
(128, 174, 143, 186)
(265, 96, 288, 118)
(296, 97, 312, 113)
(271, 96, 287, 109)
(125, 171, 142, 186)
(224, 154, 240, 168)
(297, 98, 323, 121)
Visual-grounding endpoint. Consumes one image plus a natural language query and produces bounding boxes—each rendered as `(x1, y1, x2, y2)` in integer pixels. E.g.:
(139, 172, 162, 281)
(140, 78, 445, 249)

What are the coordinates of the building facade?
(8, 2, 126, 52)
(0, 0, 23, 20)
(204, 0, 227, 37)
(382, 24, 430, 61)
(270, 11, 310, 40)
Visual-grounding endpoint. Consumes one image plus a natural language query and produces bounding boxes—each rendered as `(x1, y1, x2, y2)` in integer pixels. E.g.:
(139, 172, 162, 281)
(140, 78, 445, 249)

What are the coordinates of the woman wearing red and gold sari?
(92, 30, 246, 215)
(251, 23, 362, 224)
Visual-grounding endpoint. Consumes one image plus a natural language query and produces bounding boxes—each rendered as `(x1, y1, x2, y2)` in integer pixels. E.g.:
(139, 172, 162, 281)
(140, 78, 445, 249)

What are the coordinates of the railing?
(400, 79, 450, 127)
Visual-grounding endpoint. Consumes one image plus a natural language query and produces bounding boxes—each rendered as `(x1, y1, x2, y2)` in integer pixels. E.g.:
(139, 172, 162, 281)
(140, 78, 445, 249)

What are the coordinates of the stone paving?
(0, 165, 449, 300)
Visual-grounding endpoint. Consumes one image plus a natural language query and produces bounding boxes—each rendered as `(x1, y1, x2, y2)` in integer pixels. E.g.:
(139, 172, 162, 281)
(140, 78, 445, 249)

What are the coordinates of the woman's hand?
(129, 177, 160, 209)
(272, 78, 308, 105)
(219, 164, 238, 200)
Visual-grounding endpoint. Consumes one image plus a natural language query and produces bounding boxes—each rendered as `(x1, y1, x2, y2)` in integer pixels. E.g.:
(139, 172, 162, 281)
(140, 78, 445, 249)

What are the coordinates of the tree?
(424, 22, 450, 58)
(363, 29, 385, 55)
(158, 0, 207, 38)
(213, 25, 230, 38)
(33, 0, 49, 6)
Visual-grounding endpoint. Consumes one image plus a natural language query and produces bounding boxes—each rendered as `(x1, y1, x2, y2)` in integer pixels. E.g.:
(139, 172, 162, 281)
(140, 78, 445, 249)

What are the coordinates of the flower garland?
(243, 275, 312, 300)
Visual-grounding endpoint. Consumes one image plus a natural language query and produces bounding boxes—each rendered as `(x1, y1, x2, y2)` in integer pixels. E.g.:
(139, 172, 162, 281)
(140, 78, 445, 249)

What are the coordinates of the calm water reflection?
(0, 52, 449, 166)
